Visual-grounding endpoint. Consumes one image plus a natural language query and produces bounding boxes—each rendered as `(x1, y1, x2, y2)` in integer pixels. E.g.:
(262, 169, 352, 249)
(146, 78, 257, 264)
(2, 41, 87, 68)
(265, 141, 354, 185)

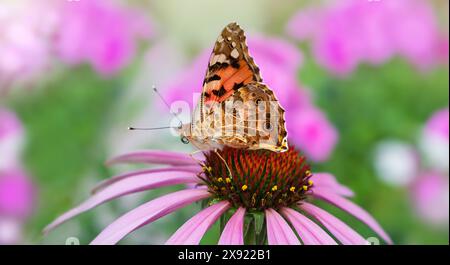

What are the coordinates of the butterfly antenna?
(128, 126, 180, 131)
(152, 85, 183, 129)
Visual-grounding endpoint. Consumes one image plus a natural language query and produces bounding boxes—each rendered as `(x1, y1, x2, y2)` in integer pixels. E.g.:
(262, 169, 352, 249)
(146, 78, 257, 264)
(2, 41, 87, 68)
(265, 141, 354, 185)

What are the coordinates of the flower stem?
(219, 208, 267, 245)
(244, 212, 267, 245)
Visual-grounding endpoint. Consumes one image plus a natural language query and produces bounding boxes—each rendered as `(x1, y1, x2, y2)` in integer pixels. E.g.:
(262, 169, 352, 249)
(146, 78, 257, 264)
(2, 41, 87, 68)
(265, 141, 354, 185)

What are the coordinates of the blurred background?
(0, 0, 448, 245)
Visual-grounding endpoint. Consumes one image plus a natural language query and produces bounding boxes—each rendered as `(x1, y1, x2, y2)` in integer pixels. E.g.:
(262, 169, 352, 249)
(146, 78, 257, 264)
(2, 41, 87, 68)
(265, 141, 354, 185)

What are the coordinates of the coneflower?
(44, 147, 392, 245)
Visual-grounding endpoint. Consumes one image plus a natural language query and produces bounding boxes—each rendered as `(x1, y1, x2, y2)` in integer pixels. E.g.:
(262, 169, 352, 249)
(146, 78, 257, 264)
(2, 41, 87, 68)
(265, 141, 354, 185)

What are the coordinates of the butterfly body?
(179, 22, 288, 153)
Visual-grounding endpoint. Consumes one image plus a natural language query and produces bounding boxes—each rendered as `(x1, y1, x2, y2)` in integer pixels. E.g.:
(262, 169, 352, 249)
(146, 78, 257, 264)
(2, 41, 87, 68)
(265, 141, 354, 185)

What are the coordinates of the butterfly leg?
(189, 149, 226, 181)
(213, 148, 234, 180)
(188, 149, 207, 167)
(187, 148, 233, 180)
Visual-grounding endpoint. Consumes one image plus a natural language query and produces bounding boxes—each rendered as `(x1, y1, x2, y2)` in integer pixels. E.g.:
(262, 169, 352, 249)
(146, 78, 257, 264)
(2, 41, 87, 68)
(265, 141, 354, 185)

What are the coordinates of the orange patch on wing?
(205, 60, 255, 103)
(222, 64, 252, 90)
(242, 75, 253, 84)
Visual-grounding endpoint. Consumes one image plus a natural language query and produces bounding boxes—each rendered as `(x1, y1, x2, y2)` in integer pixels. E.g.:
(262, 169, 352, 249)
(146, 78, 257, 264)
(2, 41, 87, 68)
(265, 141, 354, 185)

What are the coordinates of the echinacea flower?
(44, 147, 392, 245)
(163, 35, 337, 162)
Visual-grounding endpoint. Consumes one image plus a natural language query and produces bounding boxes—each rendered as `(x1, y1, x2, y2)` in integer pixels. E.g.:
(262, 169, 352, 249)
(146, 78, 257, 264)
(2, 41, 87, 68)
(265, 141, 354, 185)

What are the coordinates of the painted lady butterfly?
(178, 22, 288, 153)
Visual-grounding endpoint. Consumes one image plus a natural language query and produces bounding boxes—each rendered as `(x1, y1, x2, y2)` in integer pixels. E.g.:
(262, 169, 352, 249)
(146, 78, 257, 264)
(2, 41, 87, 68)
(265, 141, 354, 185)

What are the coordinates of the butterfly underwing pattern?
(178, 22, 288, 153)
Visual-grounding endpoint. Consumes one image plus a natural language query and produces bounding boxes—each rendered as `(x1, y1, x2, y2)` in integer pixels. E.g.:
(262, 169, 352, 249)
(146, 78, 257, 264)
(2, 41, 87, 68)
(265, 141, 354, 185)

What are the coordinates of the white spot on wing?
(217, 54, 227, 63)
(231, 49, 239, 59)
(209, 54, 218, 66)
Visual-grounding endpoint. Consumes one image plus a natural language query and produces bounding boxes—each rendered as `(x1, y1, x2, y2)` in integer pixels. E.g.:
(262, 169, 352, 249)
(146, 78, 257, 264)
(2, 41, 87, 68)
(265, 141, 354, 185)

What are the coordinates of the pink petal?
(218, 207, 246, 245)
(106, 150, 201, 166)
(166, 201, 230, 245)
(92, 166, 201, 193)
(265, 208, 300, 245)
(90, 189, 210, 245)
(44, 170, 199, 234)
(310, 172, 354, 197)
(313, 188, 393, 244)
(281, 207, 337, 245)
(300, 202, 367, 245)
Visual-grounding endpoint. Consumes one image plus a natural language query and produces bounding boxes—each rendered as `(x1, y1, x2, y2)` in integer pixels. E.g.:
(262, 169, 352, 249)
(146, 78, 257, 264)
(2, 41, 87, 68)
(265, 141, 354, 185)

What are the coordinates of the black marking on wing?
(212, 86, 227, 97)
(232, 82, 244, 91)
(231, 60, 240, 69)
(204, 74, 221, 83)
(210, 62, 229, 72)
(254, 67, 261, 76)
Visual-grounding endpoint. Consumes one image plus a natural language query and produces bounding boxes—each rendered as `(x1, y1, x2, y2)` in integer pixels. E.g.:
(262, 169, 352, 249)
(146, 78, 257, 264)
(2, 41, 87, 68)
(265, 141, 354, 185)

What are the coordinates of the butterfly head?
(176, 123, 192, 145)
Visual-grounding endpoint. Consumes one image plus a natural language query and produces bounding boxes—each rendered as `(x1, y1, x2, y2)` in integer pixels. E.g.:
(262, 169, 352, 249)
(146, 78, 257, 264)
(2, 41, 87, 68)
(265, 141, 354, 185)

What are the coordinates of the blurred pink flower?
(414, 109, 449, 227)
(45, 148, 391, 245)
(436, 37, 449, 64)
(424, 107, 449, 140)
(291, 108, 338, 162)
(374, 108, 449, 228)
(287, 0, 447, 75)
(420, 107, 449, 174)
(0, 108, 35, 244)
(164, 50, 209, 107)
(247, 36, 310, 109)
(0, 0, 58, 92)
(56, 0, 153, 76)
(0, 169, 35, 219)
(0, 108, 22, 140)
(286, 7, 319, 42)
(411, 172, 449, 226)
(164, 35, 337, 162)
(0, 168, 35, 245)
(0, 108, 23, 170)
(388, 0, 445, 69)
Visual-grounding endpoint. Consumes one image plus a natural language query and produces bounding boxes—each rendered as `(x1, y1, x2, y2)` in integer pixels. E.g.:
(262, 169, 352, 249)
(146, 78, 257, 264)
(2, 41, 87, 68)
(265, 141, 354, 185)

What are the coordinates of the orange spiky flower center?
(199, 147, 313, 211)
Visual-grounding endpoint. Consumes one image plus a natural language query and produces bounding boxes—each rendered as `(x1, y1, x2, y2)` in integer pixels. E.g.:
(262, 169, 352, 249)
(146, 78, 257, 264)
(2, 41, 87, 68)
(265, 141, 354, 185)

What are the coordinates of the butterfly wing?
(190, 23, 288, 152)
(218, 82, 288, 152)
(199, 22, 262, 121)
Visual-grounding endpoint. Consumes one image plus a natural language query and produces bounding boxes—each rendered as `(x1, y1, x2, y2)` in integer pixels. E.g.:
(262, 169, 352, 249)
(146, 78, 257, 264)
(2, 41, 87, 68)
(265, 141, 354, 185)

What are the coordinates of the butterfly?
(177, 22, 288, 153)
